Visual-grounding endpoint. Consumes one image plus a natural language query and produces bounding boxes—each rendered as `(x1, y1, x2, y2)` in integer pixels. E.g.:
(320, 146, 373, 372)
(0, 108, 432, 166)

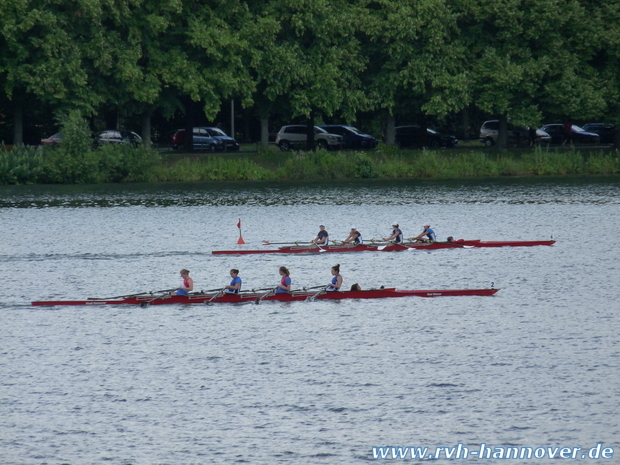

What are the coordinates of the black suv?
(395, 125, 458, 148)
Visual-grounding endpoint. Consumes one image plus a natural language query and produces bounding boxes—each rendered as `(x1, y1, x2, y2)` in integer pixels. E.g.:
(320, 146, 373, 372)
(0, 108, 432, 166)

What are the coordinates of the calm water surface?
(1, 177, 619, 464)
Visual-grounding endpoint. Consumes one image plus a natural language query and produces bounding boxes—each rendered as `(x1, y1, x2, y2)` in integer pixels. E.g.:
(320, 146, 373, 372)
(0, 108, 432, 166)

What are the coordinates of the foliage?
(0, 0, 618, 150)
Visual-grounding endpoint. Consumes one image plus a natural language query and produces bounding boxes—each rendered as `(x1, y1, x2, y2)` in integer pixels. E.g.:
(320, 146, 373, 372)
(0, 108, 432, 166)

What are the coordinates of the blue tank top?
(327, 274, 342, 291)
(227, 276, 242, 294)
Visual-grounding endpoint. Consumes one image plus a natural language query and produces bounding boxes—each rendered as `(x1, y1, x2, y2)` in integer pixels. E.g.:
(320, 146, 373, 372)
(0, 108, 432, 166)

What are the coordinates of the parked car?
(318, 125, 378, 149)
(97, 130, 142, 147)
(582, 123, 616, 144)
(275, 125, 342, 151)
(540, 124, 600, 145)
(479, 120, 550, 147)
(395, 125, 458, 148)
(172, 127, 239, 151)
(40, 133, 63, 146)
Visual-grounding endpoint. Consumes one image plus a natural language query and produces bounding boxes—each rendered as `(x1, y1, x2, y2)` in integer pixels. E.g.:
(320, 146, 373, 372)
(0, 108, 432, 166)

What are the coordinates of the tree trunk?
(498, 114, 509, 150)
(183, 98, 194, 152)
(13, 103, 23, 145)
(385, 113, 396, 146)
(461, 108, 470, 141)
(141, 109, 152, 148)
(260, 115, 269, 149)
(306, 112, 315, 151)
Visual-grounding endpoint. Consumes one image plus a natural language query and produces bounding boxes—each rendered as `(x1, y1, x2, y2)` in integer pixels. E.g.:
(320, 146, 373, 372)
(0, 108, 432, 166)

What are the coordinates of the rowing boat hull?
(31, 288, 499, 306)
(211, 240, 555, 255)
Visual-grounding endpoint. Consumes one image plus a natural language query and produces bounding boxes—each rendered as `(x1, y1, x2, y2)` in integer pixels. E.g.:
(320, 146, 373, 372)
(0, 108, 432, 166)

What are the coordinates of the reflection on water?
(1, 176, 619, 208)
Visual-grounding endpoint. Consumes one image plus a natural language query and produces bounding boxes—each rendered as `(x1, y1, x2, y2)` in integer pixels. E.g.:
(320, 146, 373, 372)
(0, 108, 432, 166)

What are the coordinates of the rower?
(311, 223, 329, 245)
(411, 223, 436, 243)
(343, 226, 363, 244)
(225, 269, 242, 294)
(326, 264, 343, 291)
(172, 269, 193, 296)
(276, 266, 292, 293)
(383, 222, 404, 243)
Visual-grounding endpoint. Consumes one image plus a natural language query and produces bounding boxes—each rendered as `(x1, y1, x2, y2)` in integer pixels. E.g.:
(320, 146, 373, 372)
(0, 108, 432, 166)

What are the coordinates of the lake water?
(1, 177, 619, 464)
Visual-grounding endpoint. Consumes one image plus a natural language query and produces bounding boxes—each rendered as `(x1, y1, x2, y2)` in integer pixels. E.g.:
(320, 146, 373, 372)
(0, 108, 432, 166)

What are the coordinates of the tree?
(244, 0, 368, 150)
(0, 0, 104, 144)
(363, 0, 469, 145)
(87, 0, 252, 148)
(456, 0, 607, 148)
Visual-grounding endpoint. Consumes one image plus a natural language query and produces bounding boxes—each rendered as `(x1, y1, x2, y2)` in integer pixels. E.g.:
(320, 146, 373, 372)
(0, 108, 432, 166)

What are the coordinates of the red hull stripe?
(32, 288, 499, 306)
(211, 240, 555, 255)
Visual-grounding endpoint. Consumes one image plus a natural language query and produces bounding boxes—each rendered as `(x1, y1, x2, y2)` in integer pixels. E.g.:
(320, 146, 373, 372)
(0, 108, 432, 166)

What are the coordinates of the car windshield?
(572, 125, 586, 132)
(207, 128, 227, 137)
(314, 127, 328, 134)
(427, 128, 439, 134)
(344, 126, 360, 134)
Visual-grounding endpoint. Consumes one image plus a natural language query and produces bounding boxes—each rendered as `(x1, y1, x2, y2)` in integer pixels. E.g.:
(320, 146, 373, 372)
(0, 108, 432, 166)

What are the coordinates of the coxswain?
(225, 269, 242, 294)
(311, 223, 329, 245)
(172, 269, 193, 296)
(383, 222, 404, 243)
(276, 266, 292, 293)
(326, 264, 343, 291)
(411, 223, 436, 243)
(343, 226, 363, 244)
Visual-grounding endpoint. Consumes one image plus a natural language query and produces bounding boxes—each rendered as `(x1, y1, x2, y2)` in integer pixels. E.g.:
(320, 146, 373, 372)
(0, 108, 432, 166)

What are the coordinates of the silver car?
(479, 120, 550, 147)
(275, 125, 342, 151)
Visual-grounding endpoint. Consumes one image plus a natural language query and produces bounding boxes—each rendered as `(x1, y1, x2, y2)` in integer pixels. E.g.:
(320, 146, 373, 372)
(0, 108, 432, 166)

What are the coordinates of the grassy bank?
(150, 146, 620, 182)
(2, 143, 619, 185)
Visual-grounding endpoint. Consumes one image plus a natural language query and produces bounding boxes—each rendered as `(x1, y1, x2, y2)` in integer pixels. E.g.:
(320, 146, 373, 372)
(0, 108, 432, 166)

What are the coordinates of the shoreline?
(2, 144, 619, 185)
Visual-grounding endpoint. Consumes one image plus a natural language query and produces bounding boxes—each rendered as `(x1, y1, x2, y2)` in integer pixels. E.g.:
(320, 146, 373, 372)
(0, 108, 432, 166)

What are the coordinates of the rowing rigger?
(211, 239, 556, 255)
(31, 287, 499, 306)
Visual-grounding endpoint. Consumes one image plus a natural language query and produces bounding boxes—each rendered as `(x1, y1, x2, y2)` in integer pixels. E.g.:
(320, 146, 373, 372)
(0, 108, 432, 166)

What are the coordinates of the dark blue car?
(319, 125, 378, 149)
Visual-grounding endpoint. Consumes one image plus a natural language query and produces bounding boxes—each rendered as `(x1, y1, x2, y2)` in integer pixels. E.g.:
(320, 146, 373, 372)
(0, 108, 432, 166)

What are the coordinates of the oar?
(197, 287, 228, 294)
(88, 288, 174, 300)
(140, 289, 176, 307)
(262, 240, 311, 246)
(312, 242, 327, 253)
(205, 287, 227, 305)
(302, 285, 327, 291)
(305, 286, 328, 302)
(254, 287, 278, 304)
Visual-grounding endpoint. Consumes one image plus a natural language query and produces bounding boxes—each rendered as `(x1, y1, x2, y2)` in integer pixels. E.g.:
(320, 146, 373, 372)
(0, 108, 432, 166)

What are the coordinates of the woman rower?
(343, 226, 363, 244)
(172, 269, 193, 296)
(225, 269, 242, 294)
(383, 222, 404, 243)
(326, 264, 343, 291)
(276, 266, 292, 293)
(411, 223, 436, 243)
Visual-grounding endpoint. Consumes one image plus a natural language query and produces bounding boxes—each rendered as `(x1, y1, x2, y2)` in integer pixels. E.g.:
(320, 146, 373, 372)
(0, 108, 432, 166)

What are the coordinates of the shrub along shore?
(2, 143, 619, 185)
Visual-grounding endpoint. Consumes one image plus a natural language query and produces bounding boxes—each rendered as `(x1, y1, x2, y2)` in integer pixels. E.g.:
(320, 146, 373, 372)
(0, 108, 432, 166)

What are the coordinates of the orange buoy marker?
(236, 218, 245, 244)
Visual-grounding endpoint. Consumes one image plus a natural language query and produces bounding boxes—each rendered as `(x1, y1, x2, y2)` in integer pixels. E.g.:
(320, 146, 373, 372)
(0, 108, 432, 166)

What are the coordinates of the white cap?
(350, 225, 356, 229)
(319, 223, 325, 227)
(423, 223, 431, 227)
(392, 221, 398, 226)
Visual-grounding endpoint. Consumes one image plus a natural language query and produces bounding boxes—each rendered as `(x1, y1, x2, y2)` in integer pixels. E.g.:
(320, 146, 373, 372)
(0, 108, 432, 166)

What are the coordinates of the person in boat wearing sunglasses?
(383, 222, 404, 243)
(411, 223, 436, 243)
(343, 226, 363, 244)
(172, 269, 193, 296)
(225, 269, 242, 294)
(311, 223, 329, 245)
